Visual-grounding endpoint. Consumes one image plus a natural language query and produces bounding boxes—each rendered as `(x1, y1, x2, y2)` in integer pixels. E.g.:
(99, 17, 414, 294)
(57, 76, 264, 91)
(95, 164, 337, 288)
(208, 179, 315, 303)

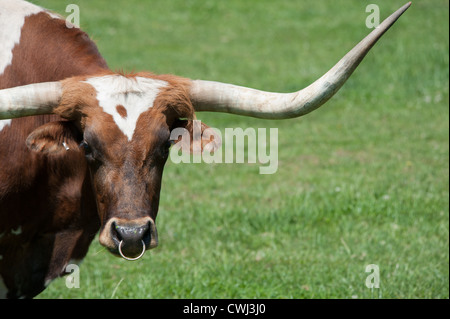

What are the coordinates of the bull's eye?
(79, 140, 91, 154)
(79, 140, 103, 167)
(79, 140, 97, 163)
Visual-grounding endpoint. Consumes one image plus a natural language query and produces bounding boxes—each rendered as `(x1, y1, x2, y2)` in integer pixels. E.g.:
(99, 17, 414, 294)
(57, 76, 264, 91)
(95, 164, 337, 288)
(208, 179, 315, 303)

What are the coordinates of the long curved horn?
(189, 2, 411, 119)
(0, 82, 62, 120)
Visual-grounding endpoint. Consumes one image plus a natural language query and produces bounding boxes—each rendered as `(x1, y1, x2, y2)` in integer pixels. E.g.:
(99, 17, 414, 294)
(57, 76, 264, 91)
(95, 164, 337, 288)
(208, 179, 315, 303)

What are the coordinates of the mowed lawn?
(33, 0, 448, 298)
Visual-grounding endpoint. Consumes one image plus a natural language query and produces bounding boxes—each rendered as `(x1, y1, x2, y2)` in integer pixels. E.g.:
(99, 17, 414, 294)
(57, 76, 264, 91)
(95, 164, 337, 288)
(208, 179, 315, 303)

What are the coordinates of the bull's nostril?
(110, 221, 122, 244)
(142, 222, 151, 247)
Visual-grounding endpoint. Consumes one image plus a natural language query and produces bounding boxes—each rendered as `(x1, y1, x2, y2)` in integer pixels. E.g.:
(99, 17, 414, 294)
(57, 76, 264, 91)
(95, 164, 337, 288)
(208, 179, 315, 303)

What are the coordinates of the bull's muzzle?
(99, 217, 158, 260)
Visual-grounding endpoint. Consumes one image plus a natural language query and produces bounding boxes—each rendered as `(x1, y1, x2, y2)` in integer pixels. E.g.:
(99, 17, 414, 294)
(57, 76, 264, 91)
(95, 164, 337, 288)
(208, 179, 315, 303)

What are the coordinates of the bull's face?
(25, 72, 213, 259)
(82, 107, 169, 259)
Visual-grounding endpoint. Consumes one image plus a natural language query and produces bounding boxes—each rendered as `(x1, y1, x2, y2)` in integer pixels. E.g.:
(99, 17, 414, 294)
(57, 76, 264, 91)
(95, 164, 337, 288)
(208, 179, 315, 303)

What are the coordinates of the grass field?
(33, 0, 448, 299)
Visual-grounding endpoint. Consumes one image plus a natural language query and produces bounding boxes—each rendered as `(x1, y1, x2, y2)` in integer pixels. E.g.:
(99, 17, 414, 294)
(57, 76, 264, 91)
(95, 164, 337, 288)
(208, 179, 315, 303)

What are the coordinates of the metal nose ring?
(118, 240, 146, 261)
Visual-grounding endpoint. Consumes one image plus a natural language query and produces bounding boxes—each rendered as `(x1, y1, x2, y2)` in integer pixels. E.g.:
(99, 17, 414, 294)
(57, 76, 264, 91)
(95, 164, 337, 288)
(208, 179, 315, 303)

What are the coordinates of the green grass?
(33, 0, 448, 299)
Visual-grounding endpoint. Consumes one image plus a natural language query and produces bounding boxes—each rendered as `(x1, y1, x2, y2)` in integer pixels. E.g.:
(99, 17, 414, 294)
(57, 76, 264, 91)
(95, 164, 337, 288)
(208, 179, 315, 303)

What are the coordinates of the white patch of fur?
(0, 0, 65, 76)
(84, 75, 168, 141)
(0, 119, 11, 132)
(0, 0, 44, 75)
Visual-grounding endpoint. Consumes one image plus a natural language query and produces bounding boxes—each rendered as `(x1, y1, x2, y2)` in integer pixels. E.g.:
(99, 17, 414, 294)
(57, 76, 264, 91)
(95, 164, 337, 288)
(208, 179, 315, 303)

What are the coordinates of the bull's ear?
(170, 119, 221, 154)
(26, 121, 82, 155)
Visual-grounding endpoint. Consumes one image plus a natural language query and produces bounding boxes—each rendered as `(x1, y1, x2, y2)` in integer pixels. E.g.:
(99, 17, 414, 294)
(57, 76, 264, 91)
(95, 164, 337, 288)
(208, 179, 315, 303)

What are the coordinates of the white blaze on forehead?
(0, 0, 43, 75)
(84, 75, 168, 141)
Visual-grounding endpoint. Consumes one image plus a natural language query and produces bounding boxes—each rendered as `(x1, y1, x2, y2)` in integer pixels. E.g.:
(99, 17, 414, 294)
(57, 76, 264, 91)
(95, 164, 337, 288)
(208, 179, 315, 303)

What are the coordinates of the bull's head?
(0, 3, 410, 260)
